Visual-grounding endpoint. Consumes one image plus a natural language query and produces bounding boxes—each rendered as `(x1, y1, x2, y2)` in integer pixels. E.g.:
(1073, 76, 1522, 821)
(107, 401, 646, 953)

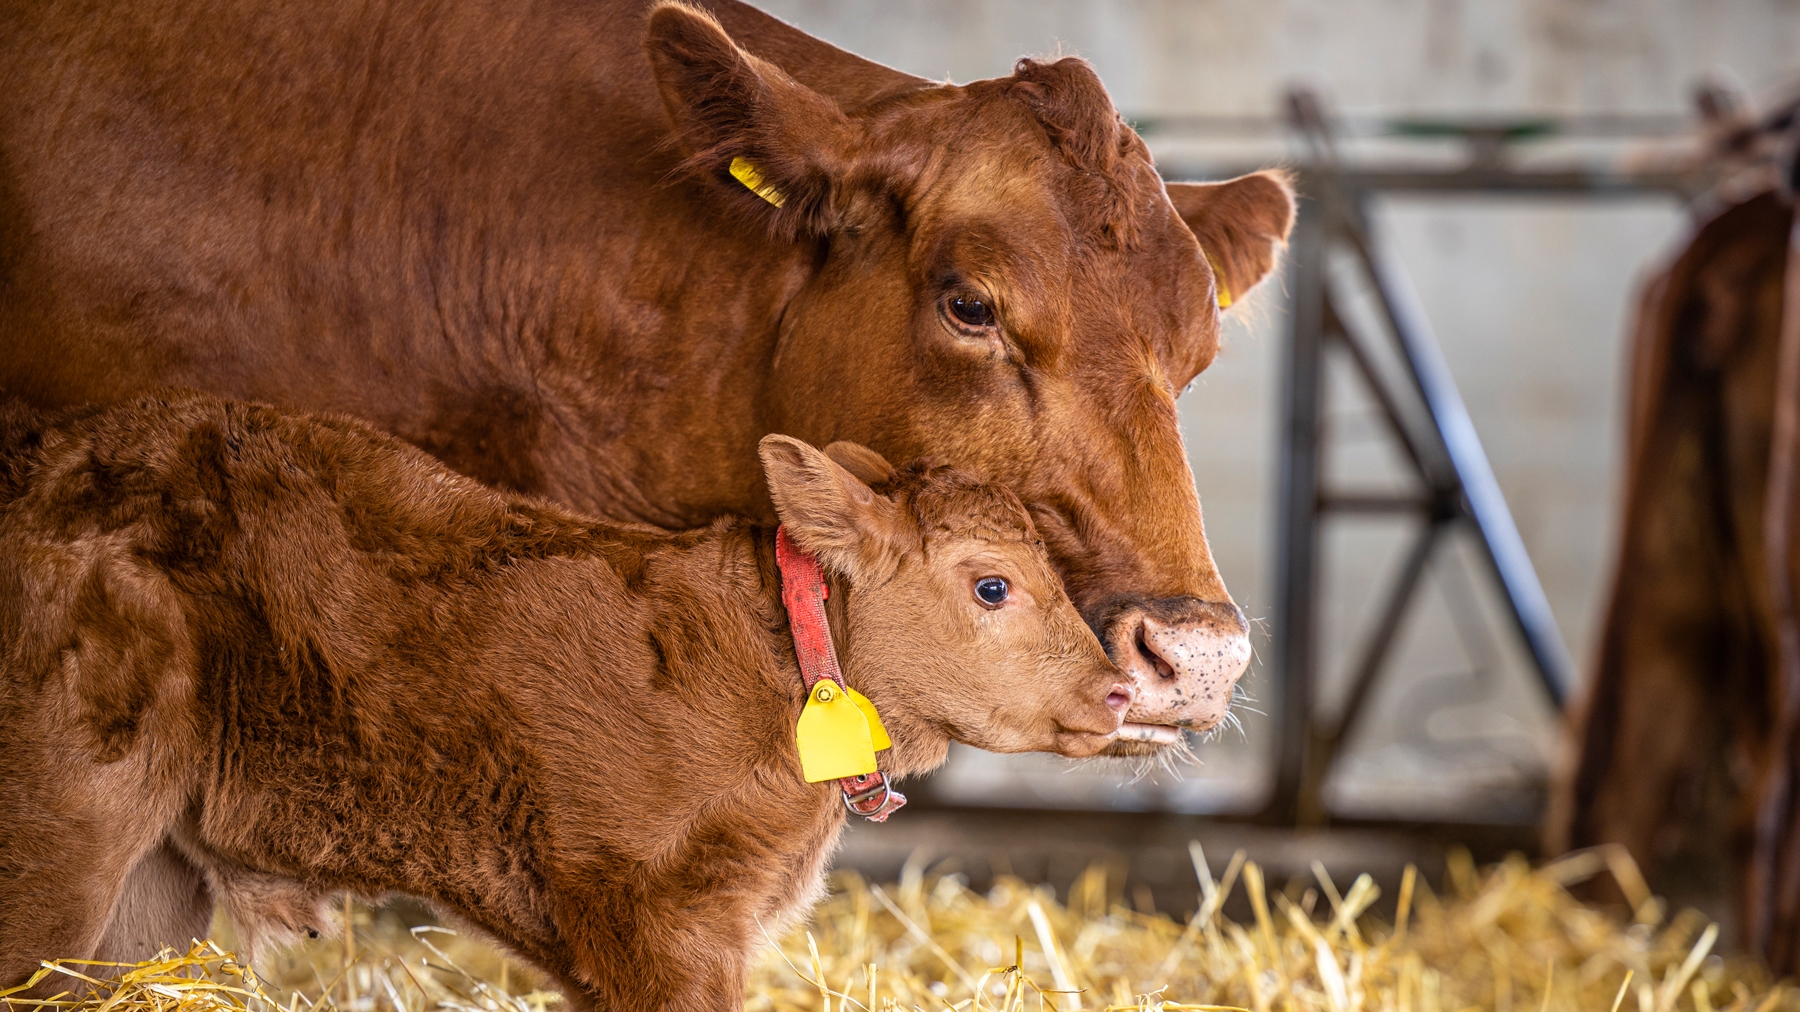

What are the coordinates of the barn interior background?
(745, 0, 1800, 919)
(23, 3, 1800, 1008)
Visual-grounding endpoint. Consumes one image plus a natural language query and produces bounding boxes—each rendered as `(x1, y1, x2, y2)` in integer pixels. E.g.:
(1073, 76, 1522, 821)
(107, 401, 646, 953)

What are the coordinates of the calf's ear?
(761, 435, 908, 579)
(645, 3, 854, 237)
(1165, 171, 1296, 310)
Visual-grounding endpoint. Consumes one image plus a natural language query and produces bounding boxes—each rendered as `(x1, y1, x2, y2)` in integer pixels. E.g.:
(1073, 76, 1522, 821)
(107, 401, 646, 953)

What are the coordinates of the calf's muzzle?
(1092, 597, 1251, 745)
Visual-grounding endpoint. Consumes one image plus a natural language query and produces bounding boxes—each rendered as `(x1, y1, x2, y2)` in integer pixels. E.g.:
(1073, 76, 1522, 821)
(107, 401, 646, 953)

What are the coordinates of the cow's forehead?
(856, 84, 1217, 379)
(873, 88, 1146, 214)
(903, 165, 1213, 375)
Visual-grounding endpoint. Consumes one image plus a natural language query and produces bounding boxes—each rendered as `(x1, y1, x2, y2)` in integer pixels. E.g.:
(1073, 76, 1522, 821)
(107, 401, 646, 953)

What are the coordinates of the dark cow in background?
(1551, 188, 1800, 966)
(0, 0, 1292, 746)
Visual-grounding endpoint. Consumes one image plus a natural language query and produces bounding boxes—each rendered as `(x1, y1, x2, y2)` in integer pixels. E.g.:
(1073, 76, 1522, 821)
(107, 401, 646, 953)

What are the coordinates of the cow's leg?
(91, 840, 214, 963)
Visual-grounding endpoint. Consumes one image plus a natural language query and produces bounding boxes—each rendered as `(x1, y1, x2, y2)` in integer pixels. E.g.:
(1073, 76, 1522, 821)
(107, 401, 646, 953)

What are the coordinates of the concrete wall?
(756, 0, 1800, 115)
(747, 0, 1800, 821)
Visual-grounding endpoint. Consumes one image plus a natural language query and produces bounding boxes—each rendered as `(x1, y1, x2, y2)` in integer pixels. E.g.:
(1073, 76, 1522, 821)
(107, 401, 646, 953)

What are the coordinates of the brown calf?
(0, 391, 1125, 1008)
(0, 0, 1293, 747)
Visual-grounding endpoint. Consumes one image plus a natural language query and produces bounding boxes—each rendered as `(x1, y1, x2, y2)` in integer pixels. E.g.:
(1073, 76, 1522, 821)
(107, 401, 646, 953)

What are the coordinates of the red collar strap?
(775, 526, 906, 823)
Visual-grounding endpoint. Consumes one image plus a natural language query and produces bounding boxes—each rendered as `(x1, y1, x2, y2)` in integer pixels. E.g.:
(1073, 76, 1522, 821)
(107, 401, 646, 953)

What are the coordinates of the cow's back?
(0, 0, 656, 406)
(0, 0, 915, 514)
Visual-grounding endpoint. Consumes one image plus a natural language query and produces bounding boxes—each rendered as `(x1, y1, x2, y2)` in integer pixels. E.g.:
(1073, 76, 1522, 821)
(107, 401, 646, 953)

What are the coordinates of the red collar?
(774, 526, 905, 823)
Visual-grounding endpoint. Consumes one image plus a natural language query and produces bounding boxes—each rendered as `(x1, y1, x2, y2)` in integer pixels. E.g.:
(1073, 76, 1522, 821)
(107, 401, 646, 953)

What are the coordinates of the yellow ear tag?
(1204, 252, 1234, 309)
(729, 156, 786, 208)
(845, 687, 892, 750)
(796, 681, 878, 783)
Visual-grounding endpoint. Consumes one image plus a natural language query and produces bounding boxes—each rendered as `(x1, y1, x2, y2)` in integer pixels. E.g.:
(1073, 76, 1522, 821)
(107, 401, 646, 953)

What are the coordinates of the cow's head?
(760, 435, 1126, 765)
(648, 5, 1294, 755)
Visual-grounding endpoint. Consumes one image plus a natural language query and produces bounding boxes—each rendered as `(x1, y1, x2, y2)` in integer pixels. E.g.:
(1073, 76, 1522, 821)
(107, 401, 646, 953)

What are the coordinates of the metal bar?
(1297, 518, 1442, 823)
(1319, 519, 1444, 755)
(1323, 301, 1444, 484)
(1323, 168, 1697, 197)
(1338, 206, 1576, 706)
(1159, 164, 1698, 198)
(1303, 518, 1440, 821)
(1260, 93, 1576, 829)
(1135, 111, 1695, 140)
(1264, 193, 1329, 824)
(1318, 493, 1432, 514)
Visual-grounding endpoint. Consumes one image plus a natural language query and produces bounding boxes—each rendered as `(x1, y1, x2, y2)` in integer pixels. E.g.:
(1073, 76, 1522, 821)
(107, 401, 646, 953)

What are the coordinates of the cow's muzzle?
(1091, 597, 1251, 751)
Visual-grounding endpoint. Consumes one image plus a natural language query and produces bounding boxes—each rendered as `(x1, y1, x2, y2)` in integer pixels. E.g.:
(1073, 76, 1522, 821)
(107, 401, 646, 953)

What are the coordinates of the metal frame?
(1196, 93, 1706, 824)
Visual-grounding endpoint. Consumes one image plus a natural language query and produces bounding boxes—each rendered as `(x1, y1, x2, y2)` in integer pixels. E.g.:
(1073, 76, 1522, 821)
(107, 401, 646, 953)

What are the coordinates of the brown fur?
(0, 390, 1125, 1007)
(0, 0, 1292, 744)
(1549, 191, 1793, 963)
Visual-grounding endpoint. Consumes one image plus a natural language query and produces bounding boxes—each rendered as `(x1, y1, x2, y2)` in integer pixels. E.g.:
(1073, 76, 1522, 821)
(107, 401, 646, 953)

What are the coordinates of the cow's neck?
(389, 3, 926, 529)
(436, 213, 807, 527)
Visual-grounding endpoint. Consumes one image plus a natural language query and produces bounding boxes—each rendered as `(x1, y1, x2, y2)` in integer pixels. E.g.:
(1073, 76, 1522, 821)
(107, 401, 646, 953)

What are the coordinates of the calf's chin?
(935, 692, 1124, 760)
(1049, 728, 1121, 759)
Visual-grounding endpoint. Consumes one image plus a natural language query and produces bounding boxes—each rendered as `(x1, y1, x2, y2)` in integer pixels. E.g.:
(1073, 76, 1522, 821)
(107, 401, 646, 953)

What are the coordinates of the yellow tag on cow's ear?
(796, 681, 877, 782)
(1204, 251, 1234, 309)
(845, 687, 891, 751)
(729, 156, 786, 208)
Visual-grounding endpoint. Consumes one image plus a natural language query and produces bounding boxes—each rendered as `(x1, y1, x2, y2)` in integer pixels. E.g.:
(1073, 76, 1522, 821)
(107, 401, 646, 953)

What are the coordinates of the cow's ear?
(761, 435, 909, 579)
(822, 441, 896, 486)
(1165, 172, 1296, 310)
(645, 3, 853, 237)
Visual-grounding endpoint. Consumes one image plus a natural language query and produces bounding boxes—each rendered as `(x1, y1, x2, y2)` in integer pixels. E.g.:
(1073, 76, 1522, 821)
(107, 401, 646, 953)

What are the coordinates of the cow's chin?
(1102, 722, 1188, 756)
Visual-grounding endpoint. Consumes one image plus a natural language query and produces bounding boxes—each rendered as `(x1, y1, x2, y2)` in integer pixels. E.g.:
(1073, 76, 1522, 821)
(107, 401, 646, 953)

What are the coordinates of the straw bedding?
(1, 846, 1783, 1012)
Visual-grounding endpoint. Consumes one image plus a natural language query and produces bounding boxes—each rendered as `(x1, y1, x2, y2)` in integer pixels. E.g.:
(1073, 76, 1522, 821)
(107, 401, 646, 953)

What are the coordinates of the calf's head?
(760, 435, 1126, 763)
(651, 5, 1293, 750)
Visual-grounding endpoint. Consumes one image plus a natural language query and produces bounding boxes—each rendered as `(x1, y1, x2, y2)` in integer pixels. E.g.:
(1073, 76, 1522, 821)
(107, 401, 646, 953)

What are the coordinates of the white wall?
(748, 0, 1798, 820)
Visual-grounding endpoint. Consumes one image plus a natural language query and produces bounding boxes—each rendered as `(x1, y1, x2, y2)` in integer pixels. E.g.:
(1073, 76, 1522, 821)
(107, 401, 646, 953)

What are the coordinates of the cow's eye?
(974, 576, 1009, 608)
(946, 294, 996, 329)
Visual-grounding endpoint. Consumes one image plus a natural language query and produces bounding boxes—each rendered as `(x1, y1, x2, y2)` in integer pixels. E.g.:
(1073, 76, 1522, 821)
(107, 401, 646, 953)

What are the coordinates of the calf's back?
(0, 393, 833, 1004)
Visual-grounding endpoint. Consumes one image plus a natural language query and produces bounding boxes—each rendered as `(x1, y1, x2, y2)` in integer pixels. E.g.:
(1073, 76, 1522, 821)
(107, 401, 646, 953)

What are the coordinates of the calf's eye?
(974, 576, 1009, 608)
(948, 295, 995, 329)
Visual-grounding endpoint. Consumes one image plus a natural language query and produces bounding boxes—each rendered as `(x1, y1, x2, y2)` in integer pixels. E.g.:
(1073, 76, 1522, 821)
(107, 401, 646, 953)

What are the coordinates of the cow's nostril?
(1136, 625, 1176, 680)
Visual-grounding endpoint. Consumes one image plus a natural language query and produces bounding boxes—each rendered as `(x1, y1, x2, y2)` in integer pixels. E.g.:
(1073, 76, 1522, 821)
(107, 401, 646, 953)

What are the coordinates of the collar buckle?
(839, 772, 906, 823)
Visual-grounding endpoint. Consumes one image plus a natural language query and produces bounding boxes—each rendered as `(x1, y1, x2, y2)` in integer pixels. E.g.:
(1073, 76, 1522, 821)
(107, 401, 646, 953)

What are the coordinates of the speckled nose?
(1122, 601, 1251, 732)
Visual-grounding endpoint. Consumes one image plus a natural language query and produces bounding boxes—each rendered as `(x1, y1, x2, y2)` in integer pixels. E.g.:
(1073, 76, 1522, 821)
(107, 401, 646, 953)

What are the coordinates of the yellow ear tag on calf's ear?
(729, 156, 786, 208)
(846, 687, 891, 750)
(796, 681, 888, 783)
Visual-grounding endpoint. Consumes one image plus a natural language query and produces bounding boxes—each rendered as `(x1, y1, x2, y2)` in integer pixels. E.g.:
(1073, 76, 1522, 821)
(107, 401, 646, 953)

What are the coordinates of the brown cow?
(1550, 191, 1795, 961)
(0, 0, 1292, 749)
(0, 390, 1127, 1004)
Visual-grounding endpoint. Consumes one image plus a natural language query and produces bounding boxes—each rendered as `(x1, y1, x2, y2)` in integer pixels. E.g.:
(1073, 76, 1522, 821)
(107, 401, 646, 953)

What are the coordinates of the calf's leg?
(0, 820, 149, 993)
(551, 881, 751, 1012)
(92, 840, 214, 963)
(0, 545, 207, 980)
